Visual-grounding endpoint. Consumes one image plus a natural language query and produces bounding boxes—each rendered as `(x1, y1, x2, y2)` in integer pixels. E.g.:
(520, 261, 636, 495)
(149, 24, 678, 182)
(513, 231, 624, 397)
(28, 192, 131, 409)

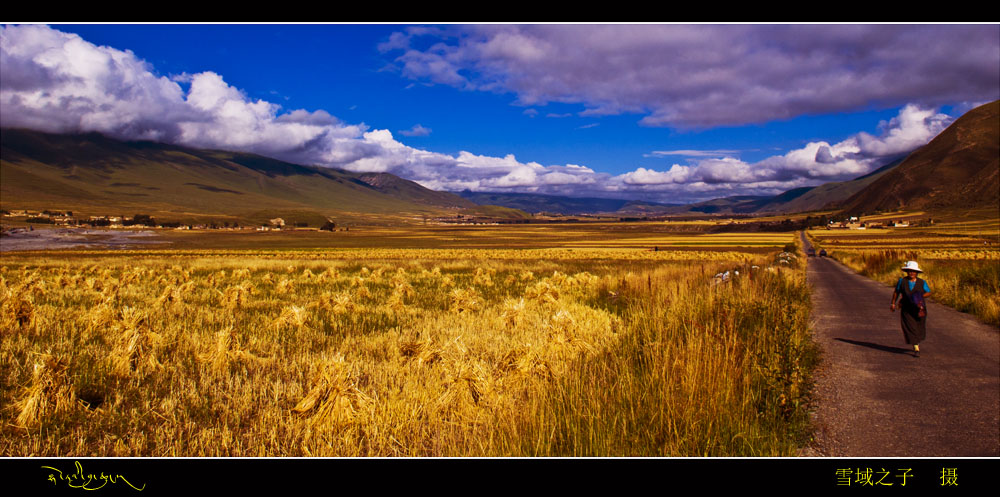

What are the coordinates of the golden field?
(0, 226, 818, 457)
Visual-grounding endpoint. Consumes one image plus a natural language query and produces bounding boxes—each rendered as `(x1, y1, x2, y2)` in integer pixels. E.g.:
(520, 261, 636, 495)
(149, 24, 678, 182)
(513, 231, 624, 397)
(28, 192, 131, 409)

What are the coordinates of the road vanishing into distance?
(799, 232, 999, 457)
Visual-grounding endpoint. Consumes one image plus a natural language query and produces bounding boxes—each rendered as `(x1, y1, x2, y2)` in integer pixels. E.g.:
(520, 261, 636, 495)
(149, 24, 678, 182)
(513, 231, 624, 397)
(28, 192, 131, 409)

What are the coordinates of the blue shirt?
(896, 278, 930, 293)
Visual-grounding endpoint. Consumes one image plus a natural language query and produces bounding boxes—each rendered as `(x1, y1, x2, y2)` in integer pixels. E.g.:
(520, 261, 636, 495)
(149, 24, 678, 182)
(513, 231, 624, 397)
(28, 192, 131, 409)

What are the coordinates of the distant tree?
(128, 214, 155, 226)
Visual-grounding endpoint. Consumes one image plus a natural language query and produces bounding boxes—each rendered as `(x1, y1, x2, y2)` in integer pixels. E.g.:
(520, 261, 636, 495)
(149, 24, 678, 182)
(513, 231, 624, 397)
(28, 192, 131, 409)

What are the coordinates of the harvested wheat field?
(0, 230, 817, 457)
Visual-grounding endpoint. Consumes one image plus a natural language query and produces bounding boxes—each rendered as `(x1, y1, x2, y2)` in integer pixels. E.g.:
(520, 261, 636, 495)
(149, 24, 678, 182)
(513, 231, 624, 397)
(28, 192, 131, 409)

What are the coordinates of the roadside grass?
(807, 224, 1000, 327)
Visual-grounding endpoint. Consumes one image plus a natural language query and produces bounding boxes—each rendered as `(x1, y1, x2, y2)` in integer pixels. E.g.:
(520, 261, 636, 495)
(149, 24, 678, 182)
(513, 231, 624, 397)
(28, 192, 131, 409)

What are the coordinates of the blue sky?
(2, 24, 997, 203)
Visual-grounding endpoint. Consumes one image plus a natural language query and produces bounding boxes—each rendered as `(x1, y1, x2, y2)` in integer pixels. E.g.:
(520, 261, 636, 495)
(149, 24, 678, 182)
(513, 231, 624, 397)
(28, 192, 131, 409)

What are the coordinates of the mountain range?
(0, 129, 476, 226)
(2, 100, 996, 224)
(456, 156, 903, 216)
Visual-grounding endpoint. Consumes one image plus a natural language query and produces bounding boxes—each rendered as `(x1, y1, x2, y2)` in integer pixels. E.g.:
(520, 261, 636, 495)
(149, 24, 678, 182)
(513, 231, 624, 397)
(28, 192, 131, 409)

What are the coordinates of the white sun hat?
(901, 261, 923, 273)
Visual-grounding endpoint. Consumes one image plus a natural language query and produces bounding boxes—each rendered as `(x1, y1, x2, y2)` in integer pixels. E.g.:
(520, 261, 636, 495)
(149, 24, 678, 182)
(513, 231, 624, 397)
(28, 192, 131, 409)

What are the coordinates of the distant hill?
(0, 129, 480, 225)
(666, 195, 774, 215)
(838, 100, 1000, 215)
(356, 173, 475, 209)
(454, 191, 665, 215)
(454, 160, 907, 217)
(752, 157, 905, 214)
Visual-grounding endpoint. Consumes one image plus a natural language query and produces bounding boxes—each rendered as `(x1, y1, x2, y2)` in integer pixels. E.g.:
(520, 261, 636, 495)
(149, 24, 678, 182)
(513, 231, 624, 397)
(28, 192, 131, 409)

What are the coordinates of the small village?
(2, 208, 930, 234)
(0, 210, 339, 232)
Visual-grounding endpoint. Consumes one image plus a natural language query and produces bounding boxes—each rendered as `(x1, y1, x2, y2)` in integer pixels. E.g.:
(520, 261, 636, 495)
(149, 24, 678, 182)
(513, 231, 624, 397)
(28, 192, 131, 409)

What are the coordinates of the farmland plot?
(1, 230, 816, 456)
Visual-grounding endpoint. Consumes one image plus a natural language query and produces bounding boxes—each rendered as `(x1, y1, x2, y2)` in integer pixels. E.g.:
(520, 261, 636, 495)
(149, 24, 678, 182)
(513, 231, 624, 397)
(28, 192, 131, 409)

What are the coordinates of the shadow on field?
(834, 338, 913, 355)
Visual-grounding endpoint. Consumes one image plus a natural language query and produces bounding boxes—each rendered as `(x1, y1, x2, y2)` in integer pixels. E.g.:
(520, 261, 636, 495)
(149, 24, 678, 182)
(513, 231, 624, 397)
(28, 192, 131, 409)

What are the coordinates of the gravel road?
(800, 232, 999, 456)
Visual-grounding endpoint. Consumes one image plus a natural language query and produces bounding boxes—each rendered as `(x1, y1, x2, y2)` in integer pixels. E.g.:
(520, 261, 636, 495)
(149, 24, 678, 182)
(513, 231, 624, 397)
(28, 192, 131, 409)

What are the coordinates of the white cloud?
(607, 103, 954, 201)
(856, 104, 952, 157)
(0, 25, 968, 206)
(620, 165, 693, 185)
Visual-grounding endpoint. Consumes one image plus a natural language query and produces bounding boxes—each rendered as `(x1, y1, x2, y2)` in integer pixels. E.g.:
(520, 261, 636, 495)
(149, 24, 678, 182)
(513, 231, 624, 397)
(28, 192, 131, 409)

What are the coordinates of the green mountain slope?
(0, 129, 473, 224)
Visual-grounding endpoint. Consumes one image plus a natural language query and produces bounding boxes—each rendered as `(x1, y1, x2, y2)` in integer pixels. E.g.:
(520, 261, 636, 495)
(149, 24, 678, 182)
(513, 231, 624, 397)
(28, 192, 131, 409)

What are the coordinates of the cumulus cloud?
(0, 24, 969, 206)
(380, 24, 999, 129)
(608, 103, 955, 202)
(856, 104, 952, 157)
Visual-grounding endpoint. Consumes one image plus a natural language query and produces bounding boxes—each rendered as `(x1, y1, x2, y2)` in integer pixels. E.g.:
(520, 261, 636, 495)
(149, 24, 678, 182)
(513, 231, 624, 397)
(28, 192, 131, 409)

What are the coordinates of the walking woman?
(890, 261, 931, 357)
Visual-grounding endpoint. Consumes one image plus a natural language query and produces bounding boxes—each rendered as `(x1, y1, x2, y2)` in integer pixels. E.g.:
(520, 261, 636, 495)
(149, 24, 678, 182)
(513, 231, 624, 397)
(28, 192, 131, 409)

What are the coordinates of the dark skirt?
(900, 307, 927, 344)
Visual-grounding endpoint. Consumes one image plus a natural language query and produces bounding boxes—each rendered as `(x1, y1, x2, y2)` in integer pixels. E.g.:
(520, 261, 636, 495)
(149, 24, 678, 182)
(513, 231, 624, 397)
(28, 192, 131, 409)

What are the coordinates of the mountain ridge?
(4, 98, 996, 224)
(0, 128, 475, 225)
(838, 100, 1000, 215)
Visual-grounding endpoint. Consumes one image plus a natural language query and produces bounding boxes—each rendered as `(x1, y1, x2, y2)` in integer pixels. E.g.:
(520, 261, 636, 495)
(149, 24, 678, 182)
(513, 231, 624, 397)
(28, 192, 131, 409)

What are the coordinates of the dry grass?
(1, 240, 816, 457)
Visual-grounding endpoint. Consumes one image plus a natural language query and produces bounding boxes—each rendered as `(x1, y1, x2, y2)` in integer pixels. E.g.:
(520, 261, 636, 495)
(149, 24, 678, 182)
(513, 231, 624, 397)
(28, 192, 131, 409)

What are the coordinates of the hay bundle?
(14, 354, 78, 427)
(438, 365, 489, 409)
(205, 326, 235, 372)
(170, 266, 191, 284)
(272, 305, 309, 330)
(198, 326, 270, 373)
(385, 292, 409, 314)
(353, 284, 371, 299)
(111, 306, 161, 376)
(221, 283, 253, 309)
(276, 278, 295, 295)
(494, 348, 554, 382)
(292, 359, 370, 428)
(500, 297, 526, 328)
(545, 309, 577, 343)
(2, 291, 36, 332)
(316, 292, 357, 316)
(567, 271, 600, 288)
(392, 280, 415, 298)
(399, 340, 442, 365)
(86, 298, 118, 333)
(390, 268, 407, 286)
(231, 268, 251, 280)
(525, 280, 560, 306)
(207, 270, 227, 287)
(472, 267, 494, 287)
(449, 287, 480, 314)
(316, 268, 339, 282)
(155, 281, 194, 310)
(120, 267, 146, 285)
